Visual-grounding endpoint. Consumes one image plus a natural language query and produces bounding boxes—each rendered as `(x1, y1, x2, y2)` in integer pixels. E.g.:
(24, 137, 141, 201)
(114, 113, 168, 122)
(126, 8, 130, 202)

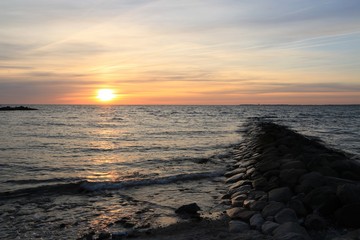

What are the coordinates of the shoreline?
(114, 121, 360, 240)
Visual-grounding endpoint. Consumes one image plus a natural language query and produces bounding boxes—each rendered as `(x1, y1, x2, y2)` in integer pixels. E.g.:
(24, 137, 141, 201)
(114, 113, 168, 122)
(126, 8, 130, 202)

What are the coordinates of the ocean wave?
(5, 177, 81, 184)
(0, 171, 224, 199)
(0, 182, 83, 200)
(80, 171, 225, 191)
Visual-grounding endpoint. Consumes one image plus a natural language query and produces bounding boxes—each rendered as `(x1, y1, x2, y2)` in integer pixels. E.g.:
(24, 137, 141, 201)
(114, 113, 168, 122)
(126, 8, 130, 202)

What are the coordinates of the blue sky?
(0, 0, 359, 104)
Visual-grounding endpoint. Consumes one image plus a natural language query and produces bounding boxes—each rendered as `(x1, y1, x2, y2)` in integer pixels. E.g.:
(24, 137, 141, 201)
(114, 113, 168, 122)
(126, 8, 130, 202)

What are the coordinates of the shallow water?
(0, 105, 359, 239)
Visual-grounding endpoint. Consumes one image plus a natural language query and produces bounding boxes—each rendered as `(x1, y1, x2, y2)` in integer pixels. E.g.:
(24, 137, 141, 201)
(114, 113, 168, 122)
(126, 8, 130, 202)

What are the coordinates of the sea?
(0, 105, 359, 239)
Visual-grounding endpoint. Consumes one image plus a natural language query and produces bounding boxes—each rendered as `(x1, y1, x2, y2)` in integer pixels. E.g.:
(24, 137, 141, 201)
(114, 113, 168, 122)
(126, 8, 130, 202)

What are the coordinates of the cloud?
(0, 0, 359, 104)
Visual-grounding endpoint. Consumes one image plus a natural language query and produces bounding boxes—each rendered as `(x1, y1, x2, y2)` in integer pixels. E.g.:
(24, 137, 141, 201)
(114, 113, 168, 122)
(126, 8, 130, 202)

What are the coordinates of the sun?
(97, 89, 116, 102)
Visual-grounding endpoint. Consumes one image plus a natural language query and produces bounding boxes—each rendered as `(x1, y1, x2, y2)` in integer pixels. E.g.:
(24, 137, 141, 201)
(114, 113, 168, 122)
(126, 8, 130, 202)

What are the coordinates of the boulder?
(98, 232, 111, 240)
(274, 232, 309, 240)
(225, 168, 246, 178)
(262, 201, 285, 218)
(229, 184, 252, 196)
(336, 183, 360, 205)
(249, 213, 264, 230)
(226, 172, 246, 183)
(229, 180, 252, 190)
(268, 187, 292, 203)
(175, 203, 201, 218)
(263, 170, 280, 179)
(261, 221, 279, 235)
(280, 161, 306, 170)
(341, 170, 360, 181)
(243, 199, 255, 209)
(280, 169, 307, 187)
(236, 159, 256, 168)
(231, 194, 247, 207)
(229, 220, 250, 233)
(317, 167, 339, 177)
(303, 186, 340, 216)
(266, 176, 280, 191)
(273, 222, 310, 240)
(249, 200, 268, 211)
(274, 208, 298, 224)
(246, 167, 256, 177)
(226, 207, 256, 220)
(288, 199, 308, 217)
(252, 177, 268, 190)
(335, 203, 360, 228)
(304, 214, 326, 230)
(247, 190, 267, 200)
(296, 172, 324, 194)
(256, 160, 280, 172)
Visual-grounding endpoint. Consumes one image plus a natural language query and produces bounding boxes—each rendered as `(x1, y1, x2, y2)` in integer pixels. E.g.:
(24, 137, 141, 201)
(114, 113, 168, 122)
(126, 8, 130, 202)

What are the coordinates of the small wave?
(80, 171, 225, 191)
(47, 122, 67, 126)
(0, 182, 83, 200)
(112, 117, 124, 121)
(0, 171, 225, 199)
(5, 177, 81, 184)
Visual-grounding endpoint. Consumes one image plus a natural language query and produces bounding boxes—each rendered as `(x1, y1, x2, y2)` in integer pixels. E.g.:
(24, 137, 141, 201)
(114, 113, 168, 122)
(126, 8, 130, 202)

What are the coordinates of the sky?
(0, 0, 359, 105)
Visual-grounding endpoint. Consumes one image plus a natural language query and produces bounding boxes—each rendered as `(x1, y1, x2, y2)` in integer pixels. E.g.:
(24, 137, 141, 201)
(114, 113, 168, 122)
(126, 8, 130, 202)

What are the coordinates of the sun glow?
(97, 89, 116, 102)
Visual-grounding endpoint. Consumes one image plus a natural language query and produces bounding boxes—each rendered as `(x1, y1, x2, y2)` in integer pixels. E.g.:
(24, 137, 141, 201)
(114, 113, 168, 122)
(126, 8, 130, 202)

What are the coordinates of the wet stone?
(229, 220, 250, 233)
(280, 161, 306, 170)
(226, 207, 257, 221)
(226, 172, 246, 183)
(225, 168, 246, 178)
(261, 221, 279, 235)
(237, 209, 257, 221)
(296, 172, 324, 194)
(262, 201, 285, 218)
(317, 167, 339, 177)
(229, 185, 252, 196)
(288, 199, 307, 217)
(246, 167, 256, 177)
(227, 207, 243, 219)
(265, 176, 280, 191)
(274, 208, 298, 224)
(256, 160, 280, 172)
(304, 214, 327, 230)
(243, 199, 255, 209)
(252, 177, 268, 190)
(304, 186, 340, 215)
(335, 203, 360, 228)
(280, 169, 307, 187)
(229, 180, 253, 190)
(273, 222, 310, 240)
(336, 183, 360, 205)
(231, 194, 247, 205)
(236, 159, 256, 168)
(249, 213, 264, 230)
(263, 170, 280, 180)
(175, 203, 201, 219)
(268, 187, 292, 203)
(274, 232, 309, 240)
(249, 200, 268, 211)
(248, 190, 267, 200)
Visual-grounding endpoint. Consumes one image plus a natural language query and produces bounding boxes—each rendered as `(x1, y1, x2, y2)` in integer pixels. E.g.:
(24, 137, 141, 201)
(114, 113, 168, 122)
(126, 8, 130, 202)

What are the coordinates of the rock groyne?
(224, 121, 360, 239)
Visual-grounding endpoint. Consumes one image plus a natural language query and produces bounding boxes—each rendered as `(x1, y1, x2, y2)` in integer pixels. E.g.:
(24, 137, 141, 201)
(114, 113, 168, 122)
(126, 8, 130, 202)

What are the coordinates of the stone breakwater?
(224, 122, 360, 240)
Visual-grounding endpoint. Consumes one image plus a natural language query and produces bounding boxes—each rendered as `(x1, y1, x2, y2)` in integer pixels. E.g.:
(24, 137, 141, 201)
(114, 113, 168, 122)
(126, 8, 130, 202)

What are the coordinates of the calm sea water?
(0, 105, 359, 239)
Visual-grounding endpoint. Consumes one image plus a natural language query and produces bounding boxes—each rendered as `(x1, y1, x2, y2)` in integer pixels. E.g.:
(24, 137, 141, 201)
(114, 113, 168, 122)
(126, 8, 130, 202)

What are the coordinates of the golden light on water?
(97, 89, 116, 102)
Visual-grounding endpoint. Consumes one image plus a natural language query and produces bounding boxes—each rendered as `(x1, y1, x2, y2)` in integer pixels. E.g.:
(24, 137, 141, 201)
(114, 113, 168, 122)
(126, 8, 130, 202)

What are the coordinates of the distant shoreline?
(0, 106, 38, 111)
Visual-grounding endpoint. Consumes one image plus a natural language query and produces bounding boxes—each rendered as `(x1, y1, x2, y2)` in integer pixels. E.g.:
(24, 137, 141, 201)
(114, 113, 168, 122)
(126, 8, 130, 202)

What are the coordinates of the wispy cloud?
(0, 0, 359, 104)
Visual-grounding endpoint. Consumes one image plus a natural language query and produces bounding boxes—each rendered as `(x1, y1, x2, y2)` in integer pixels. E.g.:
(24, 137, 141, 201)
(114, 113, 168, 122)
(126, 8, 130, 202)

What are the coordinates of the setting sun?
(97, 89, 116, 102)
